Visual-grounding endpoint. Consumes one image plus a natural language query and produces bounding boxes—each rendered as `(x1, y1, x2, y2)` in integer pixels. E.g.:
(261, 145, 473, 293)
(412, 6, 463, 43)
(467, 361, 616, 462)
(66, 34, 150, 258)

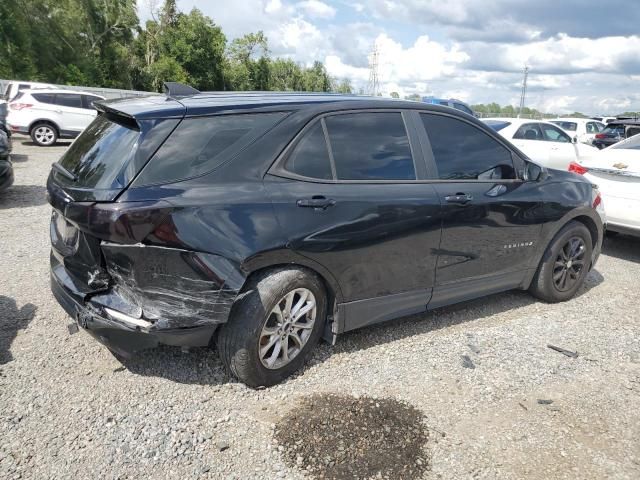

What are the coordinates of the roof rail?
(163, 82, 200, 97)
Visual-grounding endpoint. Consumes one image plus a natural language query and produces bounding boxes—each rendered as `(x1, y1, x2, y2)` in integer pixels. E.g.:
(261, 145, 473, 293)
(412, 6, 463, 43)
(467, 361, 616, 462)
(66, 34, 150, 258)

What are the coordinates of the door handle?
(296, 196, 336, 210)
(444, 193, 473, 204)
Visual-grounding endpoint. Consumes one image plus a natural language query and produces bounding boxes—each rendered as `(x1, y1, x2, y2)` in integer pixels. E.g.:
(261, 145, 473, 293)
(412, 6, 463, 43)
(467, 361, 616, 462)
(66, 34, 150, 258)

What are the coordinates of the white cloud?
(264, 0, 283, 13)
(297, 0, 336, 18)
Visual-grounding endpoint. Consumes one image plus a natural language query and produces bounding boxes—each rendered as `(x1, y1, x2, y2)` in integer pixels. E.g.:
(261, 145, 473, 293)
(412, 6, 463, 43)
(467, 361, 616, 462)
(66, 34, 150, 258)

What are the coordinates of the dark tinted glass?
(603, 125, 625, 135)
(421, 113, 515, 180)
(33, 93, 56, 104)
(57, 114, 140, 188)
(325, 112, 415, 180)
(513, 123, 543, 140)
(285, 122, 332, 179)
(136, 113, 285, 185)
(541, 124, 571, 142)
(82, 95, 102, 109)
(453, 103, 473, 115)
(484, 120, 511, 132)
(55, 94, 83, 108)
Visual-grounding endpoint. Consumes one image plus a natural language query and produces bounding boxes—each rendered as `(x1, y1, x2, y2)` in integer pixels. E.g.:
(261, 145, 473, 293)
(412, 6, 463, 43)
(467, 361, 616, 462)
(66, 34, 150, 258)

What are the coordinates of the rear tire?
(529, 221, 593, 303)
(30, 123, 58, 146)
(217, 267, 327, 387)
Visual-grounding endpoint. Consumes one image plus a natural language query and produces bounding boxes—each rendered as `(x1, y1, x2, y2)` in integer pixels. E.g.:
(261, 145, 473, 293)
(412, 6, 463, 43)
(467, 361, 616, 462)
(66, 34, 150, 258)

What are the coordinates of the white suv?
(7, 89, 104, 146)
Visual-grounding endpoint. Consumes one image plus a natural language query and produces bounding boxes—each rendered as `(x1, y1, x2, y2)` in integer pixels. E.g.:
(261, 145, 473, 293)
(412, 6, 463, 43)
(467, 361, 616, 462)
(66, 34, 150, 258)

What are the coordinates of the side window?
(135, 112, 286, 185)
(324, 112, 415, 180)
(32, 93, 56, 105)
(284, 122, 333, 180)
(54, 94, 83, 109)
(82, 95, 101, 109)
(541, 124, 571, 143)
(18, 83, 31, 91)
(421, 113, 516, 181)
(513, 123, 543, 141)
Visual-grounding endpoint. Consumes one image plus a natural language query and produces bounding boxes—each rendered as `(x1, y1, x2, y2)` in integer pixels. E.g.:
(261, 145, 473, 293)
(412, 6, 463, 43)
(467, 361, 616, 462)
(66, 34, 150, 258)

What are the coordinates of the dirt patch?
(274, 393, 429, 479)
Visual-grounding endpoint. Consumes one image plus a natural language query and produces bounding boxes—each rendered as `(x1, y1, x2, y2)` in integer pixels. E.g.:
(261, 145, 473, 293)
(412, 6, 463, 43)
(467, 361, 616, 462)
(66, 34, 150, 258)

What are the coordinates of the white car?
(570, 135, 640, 237)
(7, 88, 104, 146)
(483, 118, 599, 170)
(549, 118, 605, 145)
(2, 81, 56, 102)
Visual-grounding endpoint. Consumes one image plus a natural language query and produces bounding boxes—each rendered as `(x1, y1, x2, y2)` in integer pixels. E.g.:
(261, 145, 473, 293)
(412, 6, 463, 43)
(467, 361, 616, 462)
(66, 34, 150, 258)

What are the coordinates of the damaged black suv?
(48, 83, 604, 387)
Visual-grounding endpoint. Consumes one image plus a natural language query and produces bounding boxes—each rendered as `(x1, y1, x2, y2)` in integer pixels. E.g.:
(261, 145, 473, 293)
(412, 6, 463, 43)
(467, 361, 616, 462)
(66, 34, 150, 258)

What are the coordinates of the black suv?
(48, 84, 604, 387)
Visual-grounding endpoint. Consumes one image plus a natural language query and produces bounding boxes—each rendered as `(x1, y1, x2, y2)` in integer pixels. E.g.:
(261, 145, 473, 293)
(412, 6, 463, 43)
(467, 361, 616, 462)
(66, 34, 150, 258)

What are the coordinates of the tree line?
(0, 0, 352, 94)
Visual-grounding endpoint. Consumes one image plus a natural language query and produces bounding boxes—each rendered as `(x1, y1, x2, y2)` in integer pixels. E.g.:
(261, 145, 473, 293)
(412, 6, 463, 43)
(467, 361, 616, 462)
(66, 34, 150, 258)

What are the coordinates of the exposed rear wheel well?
(241, 264, 337, 310)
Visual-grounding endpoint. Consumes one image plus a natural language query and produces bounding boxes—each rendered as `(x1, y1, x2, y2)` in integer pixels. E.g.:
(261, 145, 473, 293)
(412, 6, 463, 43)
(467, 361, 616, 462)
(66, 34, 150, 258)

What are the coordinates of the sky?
(139, 0, 640, 114)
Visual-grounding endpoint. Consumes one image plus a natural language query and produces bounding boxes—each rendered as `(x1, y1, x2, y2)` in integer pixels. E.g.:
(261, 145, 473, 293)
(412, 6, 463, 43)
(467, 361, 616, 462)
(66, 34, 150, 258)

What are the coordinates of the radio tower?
(518, 65, 529, 117)
(367, 44, 380, 96)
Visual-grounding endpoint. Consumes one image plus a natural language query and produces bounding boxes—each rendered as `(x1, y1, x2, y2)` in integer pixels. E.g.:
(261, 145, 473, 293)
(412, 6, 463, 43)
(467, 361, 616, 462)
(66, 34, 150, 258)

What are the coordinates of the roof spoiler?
(163, 82, 200, 98)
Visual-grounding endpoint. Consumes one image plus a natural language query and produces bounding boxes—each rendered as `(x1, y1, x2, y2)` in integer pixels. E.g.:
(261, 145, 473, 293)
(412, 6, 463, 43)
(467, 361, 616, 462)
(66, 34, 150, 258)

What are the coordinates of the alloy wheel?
(258, 288, 317, 370)
(34, 126, 55, 145)
(553, 236, 586, 292)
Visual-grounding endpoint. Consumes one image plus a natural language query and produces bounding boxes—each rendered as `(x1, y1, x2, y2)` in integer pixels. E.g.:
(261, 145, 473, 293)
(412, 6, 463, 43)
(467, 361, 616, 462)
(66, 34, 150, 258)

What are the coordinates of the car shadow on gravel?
(9, 154, 28, 162)
(326, 270, 604, 358)
(0, 185, 48, 209)
(118, 345, 231, 386)
(116, 271, 604, 386)
(0, 296, 37, 365)
(603, 235, 640, 263)
(19, 140, 71, 148)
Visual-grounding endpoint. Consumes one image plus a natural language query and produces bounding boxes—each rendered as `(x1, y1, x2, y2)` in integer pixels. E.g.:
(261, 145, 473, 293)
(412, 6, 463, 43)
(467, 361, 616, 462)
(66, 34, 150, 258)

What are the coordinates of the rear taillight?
(9, 103, 33, 111)
(568, 162, 588, 175)
(63, 201, 173, 244)
(594, 133, 606, 139)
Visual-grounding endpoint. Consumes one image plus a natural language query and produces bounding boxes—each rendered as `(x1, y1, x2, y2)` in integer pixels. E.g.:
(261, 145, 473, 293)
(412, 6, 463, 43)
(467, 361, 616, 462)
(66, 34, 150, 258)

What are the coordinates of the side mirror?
(572, 136, 578, 144)
(525, 162, 544, 182)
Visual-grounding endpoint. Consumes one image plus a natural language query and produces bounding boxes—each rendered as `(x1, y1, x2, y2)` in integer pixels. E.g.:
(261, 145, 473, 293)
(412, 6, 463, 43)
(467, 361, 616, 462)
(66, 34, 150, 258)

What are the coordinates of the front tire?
(529, 221, 593, 302)
(217, 267, 327, 387)
(30, 123, 58, 146)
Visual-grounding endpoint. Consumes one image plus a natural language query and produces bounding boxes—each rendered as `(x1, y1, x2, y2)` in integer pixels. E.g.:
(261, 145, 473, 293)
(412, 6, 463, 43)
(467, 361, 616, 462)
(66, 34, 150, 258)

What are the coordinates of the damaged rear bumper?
(49, 243, 245, 356)
(51, 269, 217, 356)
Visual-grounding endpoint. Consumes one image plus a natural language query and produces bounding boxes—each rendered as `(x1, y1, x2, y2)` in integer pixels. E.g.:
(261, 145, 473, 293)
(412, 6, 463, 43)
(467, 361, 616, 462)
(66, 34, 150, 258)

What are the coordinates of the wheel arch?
(523, 208, 603, 289)
(28, 119, 60, 135)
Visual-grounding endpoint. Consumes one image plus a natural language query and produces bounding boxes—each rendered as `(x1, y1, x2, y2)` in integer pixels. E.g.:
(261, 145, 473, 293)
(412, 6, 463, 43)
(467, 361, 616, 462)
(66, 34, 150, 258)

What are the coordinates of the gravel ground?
(1, 137, 639, 480)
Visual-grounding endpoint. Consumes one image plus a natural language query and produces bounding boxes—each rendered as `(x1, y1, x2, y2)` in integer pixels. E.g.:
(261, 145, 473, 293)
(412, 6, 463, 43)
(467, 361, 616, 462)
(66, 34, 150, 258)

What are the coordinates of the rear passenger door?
(266, 110, 442, 331)
(54, 93, 92, 132)
(417, 112, 544, 308)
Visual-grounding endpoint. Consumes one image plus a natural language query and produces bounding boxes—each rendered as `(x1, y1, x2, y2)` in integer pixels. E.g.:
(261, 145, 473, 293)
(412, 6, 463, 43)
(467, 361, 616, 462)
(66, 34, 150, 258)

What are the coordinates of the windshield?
(610, 133, 640, 150)
(551, 121, 577, 131)
(483, 120, 511, 132)
(56, 114, 140, 189)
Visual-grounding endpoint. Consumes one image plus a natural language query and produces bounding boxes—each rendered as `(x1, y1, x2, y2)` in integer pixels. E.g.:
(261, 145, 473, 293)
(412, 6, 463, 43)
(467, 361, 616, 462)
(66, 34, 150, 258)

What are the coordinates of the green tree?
(390, 91, 400, 99)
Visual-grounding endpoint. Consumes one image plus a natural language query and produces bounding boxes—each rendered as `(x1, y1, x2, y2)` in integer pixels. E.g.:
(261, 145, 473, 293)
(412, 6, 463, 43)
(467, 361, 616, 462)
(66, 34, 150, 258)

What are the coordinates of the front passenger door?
(539, 123, 577, 168)
(418, 113, 545, 308)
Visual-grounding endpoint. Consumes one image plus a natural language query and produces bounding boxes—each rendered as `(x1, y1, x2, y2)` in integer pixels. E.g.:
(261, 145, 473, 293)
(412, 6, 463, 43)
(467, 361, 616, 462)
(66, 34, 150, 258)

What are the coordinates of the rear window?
(602, 125, 626, 135)
(56, 114, 140, 189)
(134, 113, 286, 186)
(551, 121, 577, 131)
(484, 120, 511, 132)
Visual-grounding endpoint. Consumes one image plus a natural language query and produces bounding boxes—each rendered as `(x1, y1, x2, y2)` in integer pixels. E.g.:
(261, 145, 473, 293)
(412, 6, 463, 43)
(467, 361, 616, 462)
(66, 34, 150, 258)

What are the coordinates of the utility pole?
(367, 44, 380, 96)
(518, 65, 529, 118)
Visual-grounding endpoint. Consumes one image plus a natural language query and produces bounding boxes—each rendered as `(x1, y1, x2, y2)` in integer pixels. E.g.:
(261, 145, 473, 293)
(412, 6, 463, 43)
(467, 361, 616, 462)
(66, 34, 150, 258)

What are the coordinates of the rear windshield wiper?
(52, 162, 78, 182)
